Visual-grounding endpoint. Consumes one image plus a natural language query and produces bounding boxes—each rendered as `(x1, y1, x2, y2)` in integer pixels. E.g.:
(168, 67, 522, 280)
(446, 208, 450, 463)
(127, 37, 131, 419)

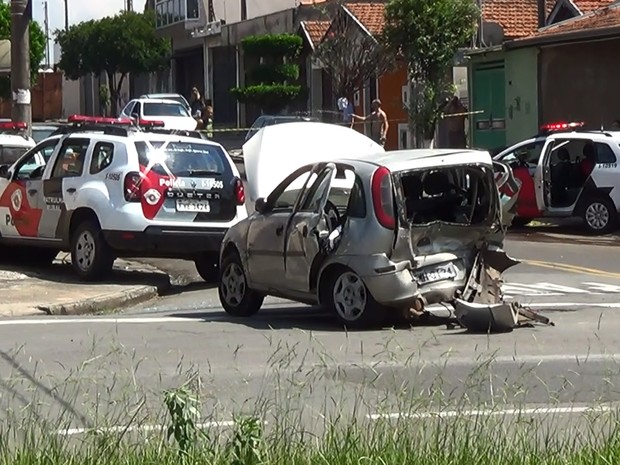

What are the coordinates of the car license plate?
(414, 263, 457, 284)
(176, 199, 211, 212)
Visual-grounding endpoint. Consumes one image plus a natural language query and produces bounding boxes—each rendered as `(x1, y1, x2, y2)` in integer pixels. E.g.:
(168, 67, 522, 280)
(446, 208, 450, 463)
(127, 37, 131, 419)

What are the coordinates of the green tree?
(230, 33, 307, 114)
(382, 0, 479, 145)
(55, 10, 170, 114)
(0, 2, 46, 98)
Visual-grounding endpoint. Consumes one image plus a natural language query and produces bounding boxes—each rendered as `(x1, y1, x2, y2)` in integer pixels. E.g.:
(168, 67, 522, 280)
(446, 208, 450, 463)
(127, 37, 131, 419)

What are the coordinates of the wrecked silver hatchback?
(219, 124, 545, 329)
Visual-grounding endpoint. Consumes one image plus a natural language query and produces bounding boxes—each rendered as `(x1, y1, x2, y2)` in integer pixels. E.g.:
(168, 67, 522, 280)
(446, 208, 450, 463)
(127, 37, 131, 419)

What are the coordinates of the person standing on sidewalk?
(352, 99, 389, 147)
(202, 104, 214, 139)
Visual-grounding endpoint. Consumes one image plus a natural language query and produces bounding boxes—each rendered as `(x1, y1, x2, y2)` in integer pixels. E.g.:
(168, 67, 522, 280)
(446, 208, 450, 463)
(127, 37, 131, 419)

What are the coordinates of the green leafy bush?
(241, 34, 303, 59)
(247, 64, 300, 85)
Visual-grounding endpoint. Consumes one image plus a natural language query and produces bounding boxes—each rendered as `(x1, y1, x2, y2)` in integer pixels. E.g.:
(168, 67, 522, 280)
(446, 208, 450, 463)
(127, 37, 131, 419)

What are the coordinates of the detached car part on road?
(218, 122, 524, 328)
(0, 115, 246, 281)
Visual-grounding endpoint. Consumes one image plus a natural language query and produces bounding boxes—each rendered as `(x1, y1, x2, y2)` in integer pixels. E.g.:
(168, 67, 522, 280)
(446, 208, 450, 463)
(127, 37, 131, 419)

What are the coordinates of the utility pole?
(43, 1, 50, 68)
(126, 0, 133, 11)
(10, 0, 32, 134)
(64, 0, 69, 30)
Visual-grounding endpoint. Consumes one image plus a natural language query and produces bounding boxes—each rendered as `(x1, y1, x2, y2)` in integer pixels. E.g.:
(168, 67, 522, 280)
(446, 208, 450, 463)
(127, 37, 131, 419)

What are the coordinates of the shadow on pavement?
(0, 255, 171, 291)
(167, 305, 453, 332)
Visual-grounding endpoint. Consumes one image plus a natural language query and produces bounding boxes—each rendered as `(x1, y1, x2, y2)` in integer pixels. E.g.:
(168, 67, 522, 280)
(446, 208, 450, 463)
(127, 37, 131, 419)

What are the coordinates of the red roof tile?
(301, 20, 330, 47)
(573, 0, 616, 13)
(344, 2, 386, 36)
(536, 2, 620, 35)
(481, 0, 541, 38)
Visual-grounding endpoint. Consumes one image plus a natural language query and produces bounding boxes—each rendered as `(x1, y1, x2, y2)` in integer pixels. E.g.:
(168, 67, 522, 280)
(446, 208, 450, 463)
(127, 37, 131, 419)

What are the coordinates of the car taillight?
(371, 166, 395, 229)
(234, 177, 245, 205)
(124, 172, 142, 202)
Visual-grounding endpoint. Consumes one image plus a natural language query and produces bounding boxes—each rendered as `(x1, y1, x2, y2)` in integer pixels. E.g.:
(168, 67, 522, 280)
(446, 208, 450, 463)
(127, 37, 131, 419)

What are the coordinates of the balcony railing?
(155, 0, 200, 28)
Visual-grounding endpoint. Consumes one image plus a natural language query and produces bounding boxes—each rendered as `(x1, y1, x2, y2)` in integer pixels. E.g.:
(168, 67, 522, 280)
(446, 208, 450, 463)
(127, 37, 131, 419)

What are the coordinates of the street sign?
(0, 40, 11, 74)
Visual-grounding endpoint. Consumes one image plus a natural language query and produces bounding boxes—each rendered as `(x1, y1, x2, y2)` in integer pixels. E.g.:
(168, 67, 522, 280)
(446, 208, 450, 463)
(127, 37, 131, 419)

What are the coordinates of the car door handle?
(66, 188, 77, 193)
(276, 225, 284, 236)
(28, 189, 37, 195)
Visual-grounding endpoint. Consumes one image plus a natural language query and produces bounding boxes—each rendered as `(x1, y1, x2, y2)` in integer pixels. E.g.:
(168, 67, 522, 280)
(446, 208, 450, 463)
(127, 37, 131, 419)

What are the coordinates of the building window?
(398, 124, 410, 149)
(401, 85, 409, 109)
(186, 0, 199, 19)
(353, 91, 360, 106)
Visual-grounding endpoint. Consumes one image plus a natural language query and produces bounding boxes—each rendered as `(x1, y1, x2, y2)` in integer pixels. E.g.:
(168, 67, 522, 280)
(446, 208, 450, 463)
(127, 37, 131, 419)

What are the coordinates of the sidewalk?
(0, 253, 170, 317)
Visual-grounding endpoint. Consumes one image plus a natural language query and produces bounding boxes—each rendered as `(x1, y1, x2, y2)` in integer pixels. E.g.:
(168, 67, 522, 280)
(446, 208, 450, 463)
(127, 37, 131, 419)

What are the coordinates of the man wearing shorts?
(352, 99, 389, 147)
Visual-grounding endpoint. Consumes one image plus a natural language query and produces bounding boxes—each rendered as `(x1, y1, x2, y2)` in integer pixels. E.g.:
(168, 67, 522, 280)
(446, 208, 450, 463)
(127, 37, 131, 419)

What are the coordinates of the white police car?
(494, 121, 620, 233)
(0, 115, 247, 281)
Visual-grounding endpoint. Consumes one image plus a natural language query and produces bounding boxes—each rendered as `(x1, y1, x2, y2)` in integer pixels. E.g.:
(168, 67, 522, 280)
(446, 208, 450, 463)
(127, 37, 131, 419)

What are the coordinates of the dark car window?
(134, 140, 231, 178)
(596, 143, 617, 163)
(143, 102, 190, 117)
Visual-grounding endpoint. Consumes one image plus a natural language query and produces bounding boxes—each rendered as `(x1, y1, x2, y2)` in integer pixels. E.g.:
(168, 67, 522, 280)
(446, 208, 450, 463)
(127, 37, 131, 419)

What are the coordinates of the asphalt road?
(2, 234, 620, 435)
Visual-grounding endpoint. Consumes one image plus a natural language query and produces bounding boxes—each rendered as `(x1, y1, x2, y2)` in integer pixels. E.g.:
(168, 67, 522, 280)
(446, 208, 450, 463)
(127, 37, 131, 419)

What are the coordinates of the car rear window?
(134, 140, 232, 178)
(143, 102, 189, 117)
(0, 146, 31, 164)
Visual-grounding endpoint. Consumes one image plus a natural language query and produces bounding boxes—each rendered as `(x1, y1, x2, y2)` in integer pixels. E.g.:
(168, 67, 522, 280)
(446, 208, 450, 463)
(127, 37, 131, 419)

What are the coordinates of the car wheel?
(325, 268, 386, 328)
(582, 197, 618, 234)
(70, 220, 115, 281)
(218, 251, 264, 317)
(194, 253, 219, 283)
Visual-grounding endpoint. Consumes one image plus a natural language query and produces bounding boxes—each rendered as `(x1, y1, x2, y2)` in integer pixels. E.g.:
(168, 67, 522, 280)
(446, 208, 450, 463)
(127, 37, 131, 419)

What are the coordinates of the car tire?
(324, 267, 386, 329)
(70, 220, 115, 281)
(194, 253, 219, 283)
(582, 196, 618, 235)
(218, 251, 264, 317)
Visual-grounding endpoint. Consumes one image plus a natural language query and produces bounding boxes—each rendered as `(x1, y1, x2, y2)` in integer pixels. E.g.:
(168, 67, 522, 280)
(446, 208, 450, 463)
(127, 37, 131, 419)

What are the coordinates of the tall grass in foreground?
(0, 382, 619, 465)
(1, 329, 620, 464)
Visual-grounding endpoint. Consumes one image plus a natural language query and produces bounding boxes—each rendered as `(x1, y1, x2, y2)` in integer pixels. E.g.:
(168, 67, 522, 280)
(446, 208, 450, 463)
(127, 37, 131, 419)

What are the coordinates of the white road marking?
(367, 404, 616, 421)
(57, 419, 252, 436)
(1, 301, 620, 326)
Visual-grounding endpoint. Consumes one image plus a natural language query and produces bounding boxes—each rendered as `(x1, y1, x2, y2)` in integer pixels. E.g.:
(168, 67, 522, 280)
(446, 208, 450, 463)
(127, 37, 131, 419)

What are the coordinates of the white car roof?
(0, 134, 35, 147)
(351, 149, 494, 172)
(133, 98, 186, 105)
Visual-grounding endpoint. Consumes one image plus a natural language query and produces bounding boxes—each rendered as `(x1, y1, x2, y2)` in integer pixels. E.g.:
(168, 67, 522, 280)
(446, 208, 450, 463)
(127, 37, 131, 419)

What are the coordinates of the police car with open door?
(0, 115, 247, 281)
(494, 121, 620, 234)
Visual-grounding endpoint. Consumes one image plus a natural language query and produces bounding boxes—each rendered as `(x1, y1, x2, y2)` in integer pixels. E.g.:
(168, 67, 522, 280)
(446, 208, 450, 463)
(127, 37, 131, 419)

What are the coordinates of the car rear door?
(133, 139, 240, 224)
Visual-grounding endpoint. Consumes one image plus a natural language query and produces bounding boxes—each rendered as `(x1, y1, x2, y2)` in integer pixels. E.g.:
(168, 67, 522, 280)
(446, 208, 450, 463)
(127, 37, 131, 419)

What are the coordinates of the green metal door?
(472, 63, 506, 151)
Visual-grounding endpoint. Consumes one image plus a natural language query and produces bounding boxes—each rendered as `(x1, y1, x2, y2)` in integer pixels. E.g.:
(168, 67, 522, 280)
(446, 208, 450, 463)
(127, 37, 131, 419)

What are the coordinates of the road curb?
(37, 285, 162, 316)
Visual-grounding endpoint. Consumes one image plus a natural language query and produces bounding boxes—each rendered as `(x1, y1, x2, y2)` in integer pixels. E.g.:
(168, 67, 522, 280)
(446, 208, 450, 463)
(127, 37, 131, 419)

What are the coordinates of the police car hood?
(243, 121, 385, 202)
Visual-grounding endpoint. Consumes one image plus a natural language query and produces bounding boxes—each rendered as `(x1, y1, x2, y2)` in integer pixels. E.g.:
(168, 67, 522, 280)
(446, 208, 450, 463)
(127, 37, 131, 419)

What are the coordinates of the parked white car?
(120, 98, 198, 131)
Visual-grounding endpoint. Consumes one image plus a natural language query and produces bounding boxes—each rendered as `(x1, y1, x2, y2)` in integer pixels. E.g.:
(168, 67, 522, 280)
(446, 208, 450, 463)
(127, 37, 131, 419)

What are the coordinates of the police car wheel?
(194, 253, 219, 283)
(70, 221, 115, 281)
(582, 197, 618, 235)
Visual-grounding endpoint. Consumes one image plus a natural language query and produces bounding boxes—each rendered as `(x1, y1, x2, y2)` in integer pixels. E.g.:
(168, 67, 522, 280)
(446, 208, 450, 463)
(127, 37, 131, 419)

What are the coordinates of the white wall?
(209, 0, 298, 23)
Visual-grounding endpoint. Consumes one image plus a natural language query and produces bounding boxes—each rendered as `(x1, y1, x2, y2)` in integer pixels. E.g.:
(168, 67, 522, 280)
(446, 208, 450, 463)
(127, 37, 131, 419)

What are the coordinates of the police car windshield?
(134, 140, 229, 177)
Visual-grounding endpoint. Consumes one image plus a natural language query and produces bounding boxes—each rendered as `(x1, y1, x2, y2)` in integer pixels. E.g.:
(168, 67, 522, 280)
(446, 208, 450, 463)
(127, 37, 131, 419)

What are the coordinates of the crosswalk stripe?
(502, 281, 620, 296)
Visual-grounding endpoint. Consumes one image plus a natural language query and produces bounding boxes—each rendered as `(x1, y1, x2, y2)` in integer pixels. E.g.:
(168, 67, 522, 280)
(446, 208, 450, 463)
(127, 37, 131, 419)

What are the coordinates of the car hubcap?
(75, 231, 96, 271)
(585, 202, 609, 230)
(221, 262, 246, 306)
(332, 272, 367, 321)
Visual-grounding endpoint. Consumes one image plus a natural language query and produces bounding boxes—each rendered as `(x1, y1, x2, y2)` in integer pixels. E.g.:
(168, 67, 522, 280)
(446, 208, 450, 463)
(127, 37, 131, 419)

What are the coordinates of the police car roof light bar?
(0, 121, 28, 130)
(540, 121, 585, 132)
(137, 119, 165, 128)
(67, 115, 134, 125)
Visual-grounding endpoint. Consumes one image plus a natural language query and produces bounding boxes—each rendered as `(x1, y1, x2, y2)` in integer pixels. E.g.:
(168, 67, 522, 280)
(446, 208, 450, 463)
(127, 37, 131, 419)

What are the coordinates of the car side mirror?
(255, 197, 268, 214)
(0, 164, 9, 179)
